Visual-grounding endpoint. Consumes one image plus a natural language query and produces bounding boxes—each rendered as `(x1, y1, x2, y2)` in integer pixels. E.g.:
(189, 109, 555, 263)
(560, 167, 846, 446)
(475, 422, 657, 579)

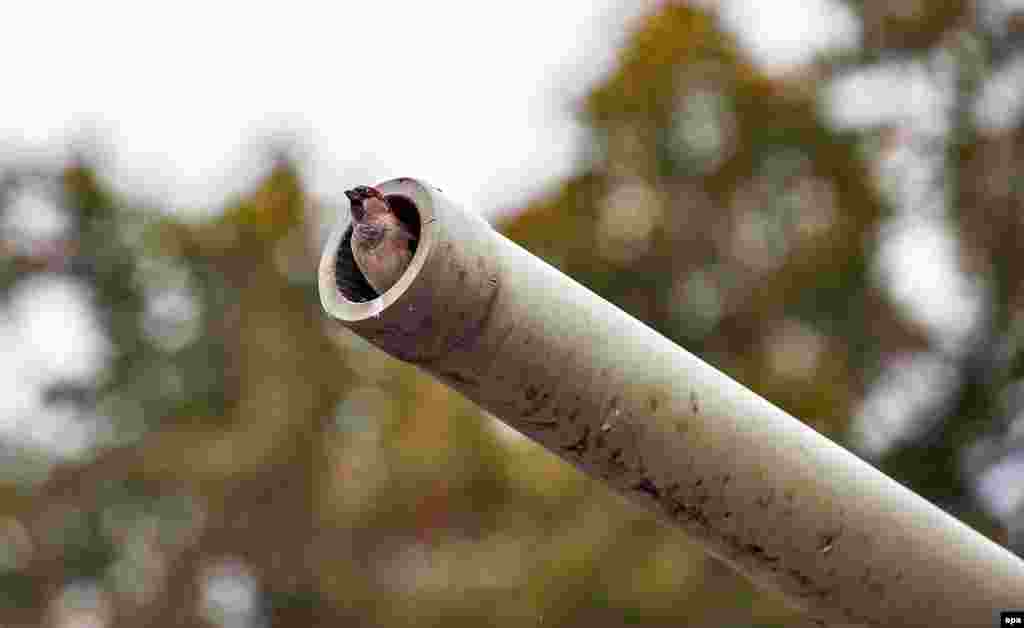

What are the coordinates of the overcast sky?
(2, 1, 641, 215)
(1, 0, 861, 216)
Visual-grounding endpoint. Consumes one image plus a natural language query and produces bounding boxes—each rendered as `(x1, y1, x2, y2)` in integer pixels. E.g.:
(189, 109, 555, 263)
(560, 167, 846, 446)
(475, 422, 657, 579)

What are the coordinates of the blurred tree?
(0, 2, 1022, 627)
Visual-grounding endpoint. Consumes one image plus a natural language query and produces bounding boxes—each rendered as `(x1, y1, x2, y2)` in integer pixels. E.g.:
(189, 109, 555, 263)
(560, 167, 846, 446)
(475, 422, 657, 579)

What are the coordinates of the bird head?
(345, 186, 388, 222)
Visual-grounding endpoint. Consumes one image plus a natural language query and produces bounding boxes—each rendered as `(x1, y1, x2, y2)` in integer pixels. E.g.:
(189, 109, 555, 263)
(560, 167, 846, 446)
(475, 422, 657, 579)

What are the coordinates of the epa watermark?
(1002, 611, 1024, 625)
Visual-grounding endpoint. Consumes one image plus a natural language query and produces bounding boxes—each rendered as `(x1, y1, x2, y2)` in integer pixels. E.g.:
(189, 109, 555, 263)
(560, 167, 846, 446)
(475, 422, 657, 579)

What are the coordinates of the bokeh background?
(2, 1, 1024, 626)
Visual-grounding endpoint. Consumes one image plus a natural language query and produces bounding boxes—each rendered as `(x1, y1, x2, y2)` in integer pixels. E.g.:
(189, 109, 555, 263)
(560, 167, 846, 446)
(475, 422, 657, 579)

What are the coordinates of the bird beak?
(346, 190, 365, 221)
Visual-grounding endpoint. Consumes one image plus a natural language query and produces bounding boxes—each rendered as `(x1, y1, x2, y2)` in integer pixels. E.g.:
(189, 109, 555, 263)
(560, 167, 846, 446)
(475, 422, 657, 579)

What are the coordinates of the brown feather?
(348, 189, 416, 295)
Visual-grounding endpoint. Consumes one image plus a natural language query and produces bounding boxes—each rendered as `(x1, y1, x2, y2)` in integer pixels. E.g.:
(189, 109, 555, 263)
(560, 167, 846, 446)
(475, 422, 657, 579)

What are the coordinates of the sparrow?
(345, 185, 417, 296)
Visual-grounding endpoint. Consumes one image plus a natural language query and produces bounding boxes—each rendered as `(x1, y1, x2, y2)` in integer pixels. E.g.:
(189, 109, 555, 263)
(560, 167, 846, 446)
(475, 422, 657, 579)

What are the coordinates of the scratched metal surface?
(319, 178, 1024, 628)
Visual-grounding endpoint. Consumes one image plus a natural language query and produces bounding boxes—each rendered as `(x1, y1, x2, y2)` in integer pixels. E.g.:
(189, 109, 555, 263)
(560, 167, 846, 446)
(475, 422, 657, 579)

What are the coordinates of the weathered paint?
(319, 178, 1024, 627)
